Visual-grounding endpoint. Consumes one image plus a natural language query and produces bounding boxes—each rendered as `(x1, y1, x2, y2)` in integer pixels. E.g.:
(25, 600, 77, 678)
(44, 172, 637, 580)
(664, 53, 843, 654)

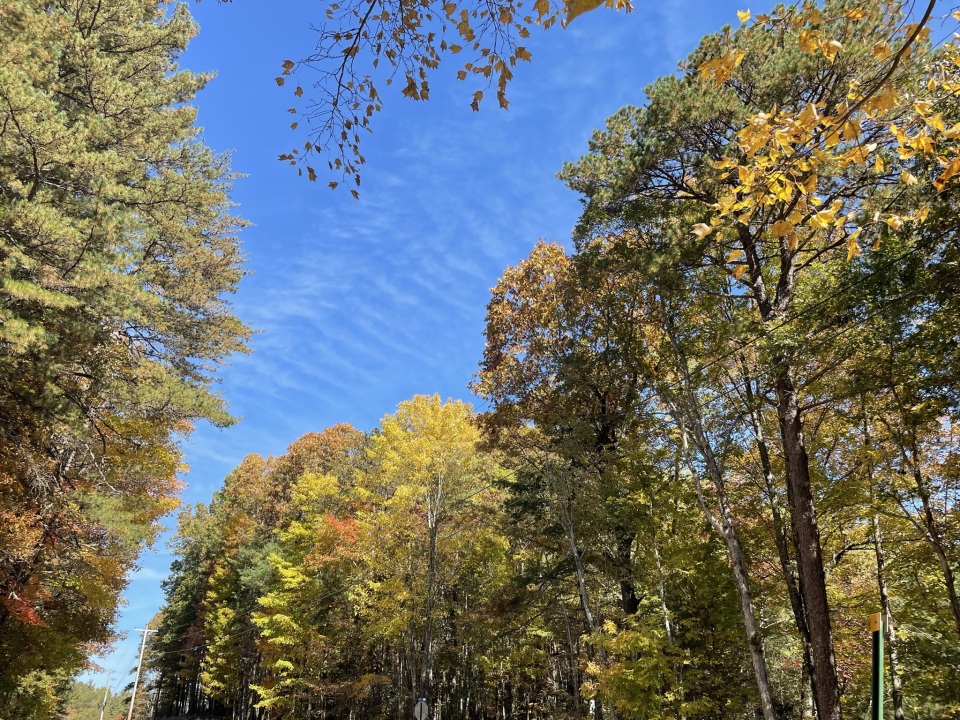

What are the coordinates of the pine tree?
(0, 0, 249, 708)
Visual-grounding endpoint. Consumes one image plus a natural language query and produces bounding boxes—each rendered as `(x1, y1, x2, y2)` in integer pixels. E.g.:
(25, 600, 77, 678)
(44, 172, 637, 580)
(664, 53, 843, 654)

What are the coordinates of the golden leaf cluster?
(690, 3, 959, 276)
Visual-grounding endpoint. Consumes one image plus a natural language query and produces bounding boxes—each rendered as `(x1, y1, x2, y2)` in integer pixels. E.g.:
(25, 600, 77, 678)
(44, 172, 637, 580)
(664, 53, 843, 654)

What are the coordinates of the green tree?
(61, 680, 126, 720)
(0, 0, 249, 709)
(559, 3, 960, 716)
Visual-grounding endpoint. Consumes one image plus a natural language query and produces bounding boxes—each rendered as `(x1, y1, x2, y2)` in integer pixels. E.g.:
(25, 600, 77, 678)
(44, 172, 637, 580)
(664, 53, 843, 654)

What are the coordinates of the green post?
(870, 612, 884, 720)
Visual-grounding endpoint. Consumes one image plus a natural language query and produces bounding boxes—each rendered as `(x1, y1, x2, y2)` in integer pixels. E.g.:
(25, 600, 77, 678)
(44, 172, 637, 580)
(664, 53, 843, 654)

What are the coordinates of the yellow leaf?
(787, 232, 798, 251)
(727, 249, 745, 262)
(901, 169, 918, 185)
(846, 234, 861, 261)
(698, 48, 746, 86)
(564, 0, 604, 25)
(798, 30, 821, 54)
(884, 215, 904, 231)
(934, 155, 960, 191)
(940, 122, 960, 139)
(691, 223, 713, 240)
(903, 23, 932, 44)
(821, 39, 842, 62)
(863, 83, 898, 117)
(796, 102, 819, 129)
(841, 119, 861, 142)
(733, 264, 748, 280)
(771, 219, 794, 237)
(809, 211, 832, 230)
(927, 113, 945, 132)
(873, 42, 891, 60)
(874, 155, 884, 173)
(711, 156, 737, 170)
(737, 9, 750, 23)
(771, 179, 795, 203)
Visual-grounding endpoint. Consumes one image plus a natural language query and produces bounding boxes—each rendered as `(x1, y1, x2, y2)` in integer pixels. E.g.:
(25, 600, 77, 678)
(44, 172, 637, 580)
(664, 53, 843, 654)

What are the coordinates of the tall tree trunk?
(679, 421, 778, 720)
(886, 411, 960, 641)
(908, 448, 960, 640)
(554, 486, 605, 720)
(775, 370, 841, 720)
(614, 529, 639, 615)
(420, 506, 439, 698)
(564, 612, 583, 718)
(560, 495, 598, 635)
(743, 365, 815, 703)
(662, 315, 777, 720)
(649, 500, 672, 642)
(872, 514, 905, 720)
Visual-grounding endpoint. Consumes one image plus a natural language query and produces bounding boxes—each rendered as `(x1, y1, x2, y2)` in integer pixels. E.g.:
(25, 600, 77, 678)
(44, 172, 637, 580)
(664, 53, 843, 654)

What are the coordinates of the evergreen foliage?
(0, 0, 248, 714)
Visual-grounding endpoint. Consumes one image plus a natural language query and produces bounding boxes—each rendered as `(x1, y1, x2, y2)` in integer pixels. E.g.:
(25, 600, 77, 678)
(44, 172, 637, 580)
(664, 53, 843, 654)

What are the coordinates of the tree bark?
(662, 314, 777, 720)
(775, 370, 841, 720)
(909, 457, 960, 640)
(872, 513, 905, 720)
(679, 422, 777, 720)
(649, 501, 672, 642)
(614, 529, 640, 615)
(743, 366, 815, 704)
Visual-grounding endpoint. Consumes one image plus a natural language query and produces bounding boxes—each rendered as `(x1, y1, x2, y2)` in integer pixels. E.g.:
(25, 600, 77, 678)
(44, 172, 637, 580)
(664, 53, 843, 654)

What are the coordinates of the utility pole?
(127, 629, 156, 720)
(98, 670, 113, 720)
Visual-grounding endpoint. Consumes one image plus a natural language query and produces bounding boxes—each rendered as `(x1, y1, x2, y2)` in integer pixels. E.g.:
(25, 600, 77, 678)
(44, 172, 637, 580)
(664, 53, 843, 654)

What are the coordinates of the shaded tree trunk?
(774, 370, 841, 720)
(872, 514, 905, 720)
(743, 365, 815, 703)
(663, 315, 777, 720)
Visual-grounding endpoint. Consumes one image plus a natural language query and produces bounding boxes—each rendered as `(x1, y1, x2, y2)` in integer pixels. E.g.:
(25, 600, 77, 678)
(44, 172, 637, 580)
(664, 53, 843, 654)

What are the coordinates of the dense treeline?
(0, 0, 248, 716)
(146, 2, 960, 719)
(145, 390, 959, 720)
(147, 397, 758, 720)
(60, 681, 126, 720)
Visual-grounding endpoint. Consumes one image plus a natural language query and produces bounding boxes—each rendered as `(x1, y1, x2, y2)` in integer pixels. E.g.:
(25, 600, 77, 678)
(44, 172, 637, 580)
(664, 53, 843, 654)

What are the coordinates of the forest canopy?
(3, 0, 960, 719)
(147, 2, 960, 719)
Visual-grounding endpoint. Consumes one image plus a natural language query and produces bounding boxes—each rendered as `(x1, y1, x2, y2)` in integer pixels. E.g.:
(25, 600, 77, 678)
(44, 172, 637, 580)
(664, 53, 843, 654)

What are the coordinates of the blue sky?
(88, 0, 774, 693)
